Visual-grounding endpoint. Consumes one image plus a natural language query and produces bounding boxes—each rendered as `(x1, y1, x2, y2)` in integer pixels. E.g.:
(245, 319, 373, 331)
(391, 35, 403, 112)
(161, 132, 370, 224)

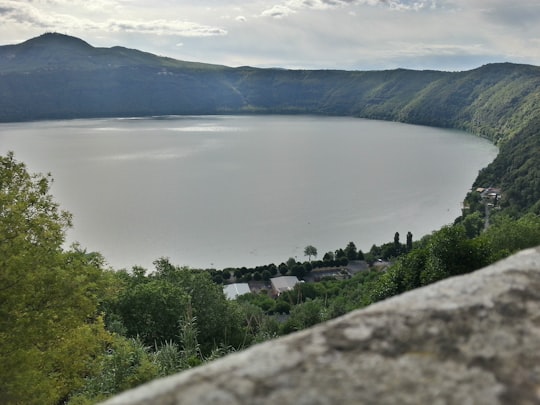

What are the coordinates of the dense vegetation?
(1, 32, 540, 404)
(472, 114, 540, 216)
(2, 34, 540, 146)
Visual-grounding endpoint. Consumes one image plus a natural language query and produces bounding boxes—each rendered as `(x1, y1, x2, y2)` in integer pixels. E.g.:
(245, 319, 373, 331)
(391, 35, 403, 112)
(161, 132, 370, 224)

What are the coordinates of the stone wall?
(102, 246, 540, 405)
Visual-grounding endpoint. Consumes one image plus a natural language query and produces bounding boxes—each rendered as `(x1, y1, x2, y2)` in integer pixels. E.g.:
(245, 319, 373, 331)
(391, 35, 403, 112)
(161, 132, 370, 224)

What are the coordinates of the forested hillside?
(1, 33, 540, 146)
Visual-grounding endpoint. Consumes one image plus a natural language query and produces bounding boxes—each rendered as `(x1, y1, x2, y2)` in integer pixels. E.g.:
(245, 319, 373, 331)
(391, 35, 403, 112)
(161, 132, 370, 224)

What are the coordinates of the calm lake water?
(0, 115, 498, 270)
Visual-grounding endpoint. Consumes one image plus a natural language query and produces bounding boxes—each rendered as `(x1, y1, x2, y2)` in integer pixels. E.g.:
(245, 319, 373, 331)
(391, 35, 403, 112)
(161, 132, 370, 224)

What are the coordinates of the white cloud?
(107, 20, 227, 37)
(260, 0, 438, 18)
(261, 4, 296, 18)
(0, 0, 227, 37)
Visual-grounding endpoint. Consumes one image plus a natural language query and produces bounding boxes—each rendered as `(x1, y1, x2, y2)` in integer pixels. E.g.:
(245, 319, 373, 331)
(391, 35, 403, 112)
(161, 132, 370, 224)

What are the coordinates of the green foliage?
(478, 213, 540, 262)
(473, 114, 540, 216)
(344, 241, 358, 260)
(371, 224, 491, 302)
(152, 341, 183, 376)
(281, 299, 329, 334)
(0, 153, 111, 404)
(461, 211, 485, 238)
(106, 258, 244, 355)
(304, 245, 318, 261)
(370, 213, 540, 304)
(68, 336, 158, 404)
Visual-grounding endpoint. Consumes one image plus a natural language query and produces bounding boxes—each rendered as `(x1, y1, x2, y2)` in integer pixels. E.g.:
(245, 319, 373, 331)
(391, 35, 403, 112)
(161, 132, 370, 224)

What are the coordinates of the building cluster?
(223, 276, 301, 300)
(476, 187, 502, 207)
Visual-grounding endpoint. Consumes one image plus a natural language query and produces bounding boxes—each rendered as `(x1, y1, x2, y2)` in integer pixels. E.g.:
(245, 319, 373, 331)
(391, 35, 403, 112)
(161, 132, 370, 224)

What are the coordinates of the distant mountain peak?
(21, 32, 93, 49)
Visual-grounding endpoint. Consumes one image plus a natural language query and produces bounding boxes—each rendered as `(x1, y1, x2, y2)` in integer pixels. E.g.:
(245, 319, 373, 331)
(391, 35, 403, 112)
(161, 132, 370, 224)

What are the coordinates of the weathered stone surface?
(102, 246, 540, 405)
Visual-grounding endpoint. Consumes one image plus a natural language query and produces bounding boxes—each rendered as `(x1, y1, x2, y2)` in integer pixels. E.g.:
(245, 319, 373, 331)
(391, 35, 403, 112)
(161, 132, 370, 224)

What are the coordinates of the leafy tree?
(344, 241, 358, 260)
(479, 213, 540, 262)
(68, 336, 158, 404)
(462, 212, 484, 238)
(291, 264, 306, 279)
(273, 300, 291, 314)
(268, 263, 278, 275)
(406, 231, 413, 251)
(393, 232, 402, 256)
(304, 245, 317, 262)
(335, 248, 346, 259)
(281, 299, 328, 334)
(286, 257, 297, 269)
(323, 251, 335, 261)
(113, 277, 189, 345)
(107, 258, 244, 355)
(369, 244, 382, 257)
(0, 153, 110, 404)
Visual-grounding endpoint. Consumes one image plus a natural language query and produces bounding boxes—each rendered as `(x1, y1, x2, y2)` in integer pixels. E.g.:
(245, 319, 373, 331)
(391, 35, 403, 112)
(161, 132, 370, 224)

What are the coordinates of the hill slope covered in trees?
(1, 33, 540, 146)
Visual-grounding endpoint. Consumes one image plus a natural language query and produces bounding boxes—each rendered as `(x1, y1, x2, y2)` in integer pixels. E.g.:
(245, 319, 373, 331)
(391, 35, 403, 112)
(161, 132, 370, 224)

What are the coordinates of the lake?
(0, 115, 498, 270)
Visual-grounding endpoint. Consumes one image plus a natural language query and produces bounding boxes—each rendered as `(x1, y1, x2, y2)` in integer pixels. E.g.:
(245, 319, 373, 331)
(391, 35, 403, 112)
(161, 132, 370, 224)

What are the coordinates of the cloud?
(235, 15, 247, 22)
(260, 0, 438, 17)
(389, 42, 487, 58)
(107, 20, 227, 37)
(0, 0, 227, 37)
(261, 4, 296, 18)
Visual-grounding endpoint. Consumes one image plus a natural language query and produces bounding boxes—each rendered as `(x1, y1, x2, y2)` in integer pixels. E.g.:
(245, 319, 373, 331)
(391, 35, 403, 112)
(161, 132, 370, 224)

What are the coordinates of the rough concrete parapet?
(102, 246, 540, 405)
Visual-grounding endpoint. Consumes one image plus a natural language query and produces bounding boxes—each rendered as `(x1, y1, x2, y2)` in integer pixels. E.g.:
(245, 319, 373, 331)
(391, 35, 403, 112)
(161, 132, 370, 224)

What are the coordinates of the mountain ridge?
(1, 33, 539, 147)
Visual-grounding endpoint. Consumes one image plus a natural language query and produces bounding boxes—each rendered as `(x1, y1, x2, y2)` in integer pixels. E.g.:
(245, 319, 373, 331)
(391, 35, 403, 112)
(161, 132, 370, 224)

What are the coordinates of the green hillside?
(1, 34, 539, 146)
(1, 33, 539, 215)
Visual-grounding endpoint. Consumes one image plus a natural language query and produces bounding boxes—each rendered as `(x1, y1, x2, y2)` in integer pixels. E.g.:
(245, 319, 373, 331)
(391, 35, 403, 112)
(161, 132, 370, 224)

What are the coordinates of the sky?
(1, 0, 540, 71)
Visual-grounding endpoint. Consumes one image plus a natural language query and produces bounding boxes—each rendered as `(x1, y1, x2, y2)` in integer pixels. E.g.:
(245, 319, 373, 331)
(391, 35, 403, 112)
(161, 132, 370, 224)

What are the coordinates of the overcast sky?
(1, 0, 539, 71)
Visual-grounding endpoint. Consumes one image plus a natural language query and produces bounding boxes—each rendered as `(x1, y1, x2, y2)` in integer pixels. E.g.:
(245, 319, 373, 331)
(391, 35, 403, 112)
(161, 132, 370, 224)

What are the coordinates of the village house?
(223, 283, 251, 300)
(270, 276, 300, 296)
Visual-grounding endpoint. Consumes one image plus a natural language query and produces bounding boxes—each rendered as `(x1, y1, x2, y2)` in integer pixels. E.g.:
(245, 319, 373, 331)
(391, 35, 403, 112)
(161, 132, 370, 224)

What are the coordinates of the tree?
(0, 153, 110, 404)
(113, 276, 189, 347)
(69, 336, 158, 403)
(344, 241, 358, 260)
(462, 212, 484, 239)
(335, 248, 346, 259)
(323, 251, 335, 262)
(393, 231, 401, 255)
(281, 299, 328, 334)
(304, 245, 318, 262)
(262, 269, 272, 281)
(291, 264, 306, 279)
(287, 257, 297, 269)
(406, 231, 413, 251)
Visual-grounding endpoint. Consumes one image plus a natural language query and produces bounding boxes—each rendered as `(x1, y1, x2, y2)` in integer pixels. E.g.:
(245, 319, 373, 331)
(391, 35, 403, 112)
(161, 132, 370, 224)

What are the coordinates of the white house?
(271, 276, 300, 296)
(223, 283, 251, 300)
